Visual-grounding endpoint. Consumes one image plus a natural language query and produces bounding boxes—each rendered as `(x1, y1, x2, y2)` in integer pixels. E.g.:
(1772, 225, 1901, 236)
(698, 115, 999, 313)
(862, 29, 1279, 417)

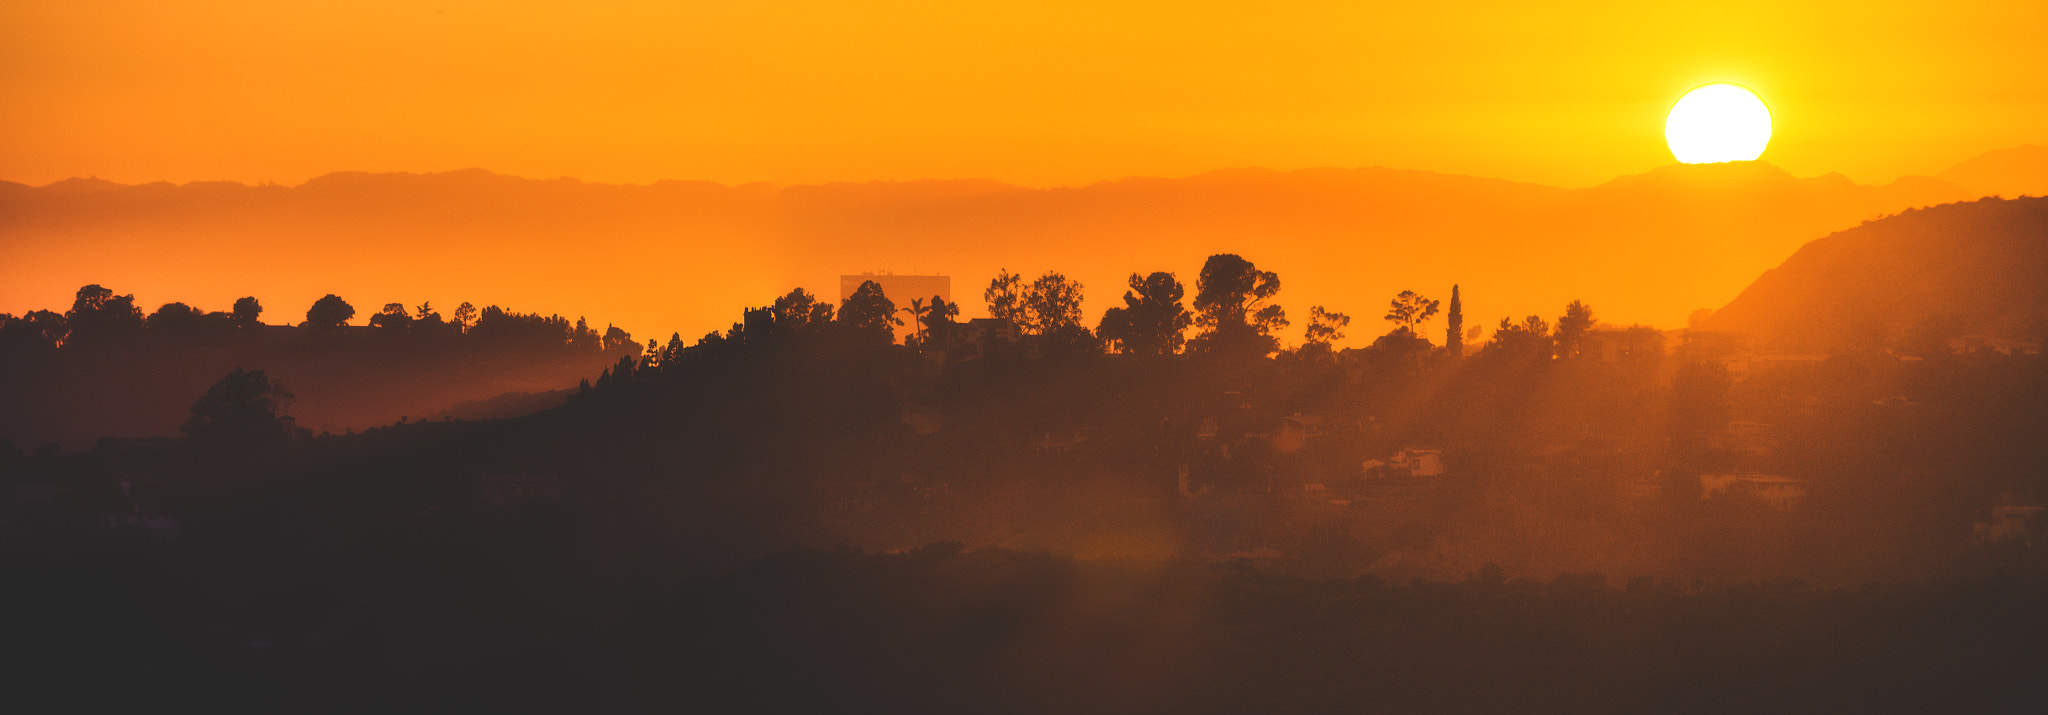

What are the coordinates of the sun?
(1665, 83, 1772, 164)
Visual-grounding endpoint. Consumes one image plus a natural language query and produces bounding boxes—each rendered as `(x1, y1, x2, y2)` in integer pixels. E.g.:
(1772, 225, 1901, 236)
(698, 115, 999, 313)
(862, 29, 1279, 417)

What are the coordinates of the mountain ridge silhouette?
(4, 149, 2040, 346)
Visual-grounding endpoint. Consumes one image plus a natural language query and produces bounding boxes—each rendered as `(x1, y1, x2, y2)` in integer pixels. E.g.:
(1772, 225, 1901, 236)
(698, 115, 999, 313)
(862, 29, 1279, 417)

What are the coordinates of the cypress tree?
(1446, 284, 1464, 357)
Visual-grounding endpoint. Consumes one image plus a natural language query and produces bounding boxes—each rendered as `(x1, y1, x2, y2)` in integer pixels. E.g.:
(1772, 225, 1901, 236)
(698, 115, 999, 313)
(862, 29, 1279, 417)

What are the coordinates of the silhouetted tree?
(369, 303, 412, 331)
(770, 286, 831, 335)
(1446, 285, 1464, 357)
(0, 310, 66, 353)
(453, 302, 478, 331)
(920, 296, 961, 348)
(1098, 272, 1192, 356)
(413, 301, 448, 334)
(902, 298, 932, 347)
(603, 325, 635, 352)
(65, 284, 144, 349)
(1022, 272, 1086, 336)
(839, 280, 902, 342)
(183, 367, 297, 451)
(1300, 306, 1350, 360)
(1486, 315, 1553, 358)
(231, 296, 263, 328)
(305, 294, 356, 329)
(1384, 290, 1440, 334)
(985, 269, 1026, 327)
(572, 317, 601, 350)
(469, 306, 573, 349)
(146, 302, 208, 333)
(659, 332, 686, 366)
(1189, 254, 1286, 357)
(1556, 300, 1595, 359)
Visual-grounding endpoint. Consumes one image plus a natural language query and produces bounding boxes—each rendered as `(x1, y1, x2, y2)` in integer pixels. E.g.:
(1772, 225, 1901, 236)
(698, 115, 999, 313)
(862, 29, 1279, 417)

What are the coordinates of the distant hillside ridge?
(4, 149, 2043, 345)
(1936, 145, 2048, 199)
(1702, 196, 2048, 352)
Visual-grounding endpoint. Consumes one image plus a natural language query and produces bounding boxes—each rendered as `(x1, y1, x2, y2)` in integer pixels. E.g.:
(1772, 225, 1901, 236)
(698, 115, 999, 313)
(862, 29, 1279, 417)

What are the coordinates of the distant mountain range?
(1703, 195, 2048, 351)
(4, 148, 2043, 348)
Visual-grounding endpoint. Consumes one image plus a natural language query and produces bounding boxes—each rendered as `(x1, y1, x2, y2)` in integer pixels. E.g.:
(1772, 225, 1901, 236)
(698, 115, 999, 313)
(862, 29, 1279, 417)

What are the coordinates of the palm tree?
(901, 298, 931, 347)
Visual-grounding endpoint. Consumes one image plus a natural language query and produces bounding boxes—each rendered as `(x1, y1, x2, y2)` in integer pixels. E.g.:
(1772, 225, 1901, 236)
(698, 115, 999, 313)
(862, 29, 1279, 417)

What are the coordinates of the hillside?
(1703, 196, 2048, 351)
(1937, 145, 2048, 199)
(0, 316, 634, 450)
(7, 152, 2034, 347)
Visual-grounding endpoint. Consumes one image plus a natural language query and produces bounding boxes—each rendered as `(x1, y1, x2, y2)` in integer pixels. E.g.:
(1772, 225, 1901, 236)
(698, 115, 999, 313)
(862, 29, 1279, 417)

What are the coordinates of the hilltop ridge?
(4, 150, 2041, 346)
(1704, 195, 2048, 351)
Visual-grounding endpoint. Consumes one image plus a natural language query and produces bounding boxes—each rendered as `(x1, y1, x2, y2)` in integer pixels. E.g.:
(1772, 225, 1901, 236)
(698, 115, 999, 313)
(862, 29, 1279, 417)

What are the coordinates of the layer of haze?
(4, 1, 2046, 189)
(8, 154, 2042, 349)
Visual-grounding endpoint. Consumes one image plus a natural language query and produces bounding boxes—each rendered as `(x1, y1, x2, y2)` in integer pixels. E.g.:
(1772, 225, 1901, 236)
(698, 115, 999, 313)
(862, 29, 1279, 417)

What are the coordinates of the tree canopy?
(839, 280, 903, 342)
(1385, 290, 1441, 335)
(305, 294, 356, 328)
(1099, 271, 1193, 356)
(1189, 254, 1286, 357)
(182, 367, 297, 451)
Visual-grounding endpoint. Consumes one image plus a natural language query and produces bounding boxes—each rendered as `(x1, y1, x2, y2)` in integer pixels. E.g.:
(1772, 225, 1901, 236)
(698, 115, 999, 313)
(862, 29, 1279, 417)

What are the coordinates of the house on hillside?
(1271, 414, 1325, 453)
(1362, 448, 1445, 479)
(1700, 473, 1806, 511)
(1581, 326, 1667, 362)
(1676, 330, 1752, 362)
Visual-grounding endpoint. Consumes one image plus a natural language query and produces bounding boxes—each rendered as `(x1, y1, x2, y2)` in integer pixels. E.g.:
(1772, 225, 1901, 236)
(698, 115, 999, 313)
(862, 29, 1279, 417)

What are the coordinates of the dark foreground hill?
(7, 267, 2048, 711)
(9, 545, 2045, 714)
(1704, 196, 2048, 352)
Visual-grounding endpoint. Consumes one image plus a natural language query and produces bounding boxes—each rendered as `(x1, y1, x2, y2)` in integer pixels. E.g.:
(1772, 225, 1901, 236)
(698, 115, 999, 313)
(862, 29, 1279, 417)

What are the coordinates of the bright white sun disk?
(1665, 83, 1772, 163)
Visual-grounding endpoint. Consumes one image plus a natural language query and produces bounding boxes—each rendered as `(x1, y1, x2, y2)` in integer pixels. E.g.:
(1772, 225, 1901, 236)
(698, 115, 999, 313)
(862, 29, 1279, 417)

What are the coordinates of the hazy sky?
(4, 1, 2045, 188)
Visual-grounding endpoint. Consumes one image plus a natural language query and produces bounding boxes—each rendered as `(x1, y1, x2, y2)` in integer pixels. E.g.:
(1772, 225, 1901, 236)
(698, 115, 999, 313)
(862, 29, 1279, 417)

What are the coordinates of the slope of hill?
(1938, 145, 2048, 199)
(1702, 196, 2048, 351)
(4, 151, 2038, 348)
(0, 324, 634, 451)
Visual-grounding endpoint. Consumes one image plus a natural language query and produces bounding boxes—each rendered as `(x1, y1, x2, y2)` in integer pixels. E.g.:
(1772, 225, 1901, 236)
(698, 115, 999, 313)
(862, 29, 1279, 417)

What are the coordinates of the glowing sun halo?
(1665, 83, 1772, 164)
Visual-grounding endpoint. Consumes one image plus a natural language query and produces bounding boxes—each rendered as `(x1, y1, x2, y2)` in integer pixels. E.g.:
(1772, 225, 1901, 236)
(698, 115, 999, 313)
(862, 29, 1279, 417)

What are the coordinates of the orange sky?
(4, 1, 2045, 189)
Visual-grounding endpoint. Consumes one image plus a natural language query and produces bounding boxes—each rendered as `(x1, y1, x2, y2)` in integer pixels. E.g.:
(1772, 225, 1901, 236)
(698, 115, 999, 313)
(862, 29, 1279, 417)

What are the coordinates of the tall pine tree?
(1446, 284, 1464, 357)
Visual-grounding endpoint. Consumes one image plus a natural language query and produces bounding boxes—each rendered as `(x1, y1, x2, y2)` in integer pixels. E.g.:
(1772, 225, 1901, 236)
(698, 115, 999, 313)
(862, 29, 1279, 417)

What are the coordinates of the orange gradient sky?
(4, 0, 2045, 189)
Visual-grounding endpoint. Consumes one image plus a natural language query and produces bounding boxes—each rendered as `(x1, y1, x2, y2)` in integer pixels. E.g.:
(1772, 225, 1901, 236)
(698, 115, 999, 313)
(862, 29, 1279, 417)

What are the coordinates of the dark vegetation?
(0, 288, 638, 449)
(8, 545, 2044, 713)
(5, 199, 2048, 711)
